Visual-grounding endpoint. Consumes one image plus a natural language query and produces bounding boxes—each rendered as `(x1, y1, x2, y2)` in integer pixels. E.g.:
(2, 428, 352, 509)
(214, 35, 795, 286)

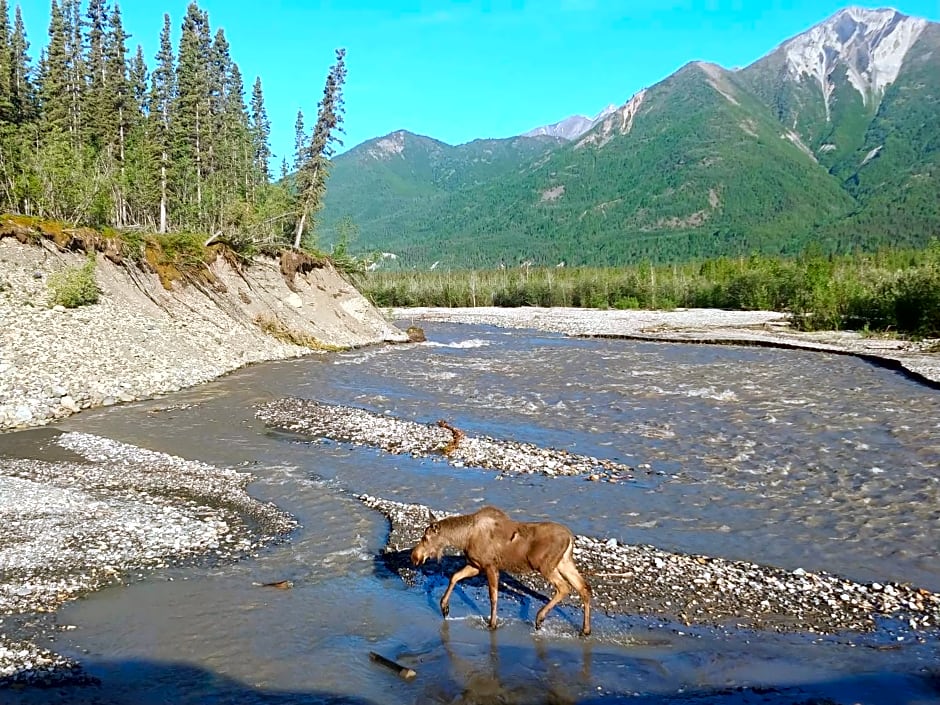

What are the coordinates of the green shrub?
(48, 256, 100, 308)
(359, 241, 940, 336)
(613, 296, 641, 310)
(889, 266, 940, 338)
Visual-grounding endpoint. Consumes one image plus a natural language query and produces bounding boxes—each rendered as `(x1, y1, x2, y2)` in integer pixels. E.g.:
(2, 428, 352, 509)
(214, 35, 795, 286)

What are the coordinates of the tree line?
(0, 0, 344, 249)
(359, 243, 940, 338)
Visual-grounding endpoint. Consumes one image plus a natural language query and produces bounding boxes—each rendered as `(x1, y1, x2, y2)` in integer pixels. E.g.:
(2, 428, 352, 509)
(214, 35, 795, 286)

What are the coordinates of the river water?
(4, 321, 940, 704)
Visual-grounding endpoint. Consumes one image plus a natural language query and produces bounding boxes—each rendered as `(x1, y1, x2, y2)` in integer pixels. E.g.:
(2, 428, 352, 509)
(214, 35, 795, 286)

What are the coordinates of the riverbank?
(0, 430, 297, 686)
(0, 236, 406, 431)
(393, 306, 940, 386)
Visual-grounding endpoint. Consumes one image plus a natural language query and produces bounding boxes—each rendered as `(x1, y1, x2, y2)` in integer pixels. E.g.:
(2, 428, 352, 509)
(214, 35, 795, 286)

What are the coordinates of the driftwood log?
(369, 651, 417, 680)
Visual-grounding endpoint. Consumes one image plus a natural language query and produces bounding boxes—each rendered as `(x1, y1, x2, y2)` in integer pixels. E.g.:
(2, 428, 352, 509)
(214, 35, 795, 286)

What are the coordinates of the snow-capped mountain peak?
(523, 104, 618, 141)
(783, 6, 927, 119)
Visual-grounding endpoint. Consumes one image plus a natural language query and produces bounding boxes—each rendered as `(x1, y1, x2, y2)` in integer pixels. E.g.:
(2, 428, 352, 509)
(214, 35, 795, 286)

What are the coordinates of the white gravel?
(0, 432, 296, 686)
(0, 239, 314, 431)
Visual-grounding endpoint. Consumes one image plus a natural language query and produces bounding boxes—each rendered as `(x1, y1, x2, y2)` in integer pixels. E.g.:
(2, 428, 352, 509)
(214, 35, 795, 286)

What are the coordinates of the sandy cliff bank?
(0, 236, 406, 430)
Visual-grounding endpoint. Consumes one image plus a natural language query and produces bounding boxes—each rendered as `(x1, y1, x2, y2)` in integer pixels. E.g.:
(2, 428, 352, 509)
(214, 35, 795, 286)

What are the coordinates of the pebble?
(0, 238, 400, 432)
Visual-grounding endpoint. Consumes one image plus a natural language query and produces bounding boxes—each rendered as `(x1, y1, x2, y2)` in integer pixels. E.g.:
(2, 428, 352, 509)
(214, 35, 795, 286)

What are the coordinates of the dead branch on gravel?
(437, 419, 465, 455)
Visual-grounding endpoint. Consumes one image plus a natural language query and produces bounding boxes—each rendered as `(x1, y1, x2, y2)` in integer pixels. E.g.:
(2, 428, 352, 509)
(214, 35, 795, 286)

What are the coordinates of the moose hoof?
(534, 619, 543, 631)
(440, 604, 450, 618)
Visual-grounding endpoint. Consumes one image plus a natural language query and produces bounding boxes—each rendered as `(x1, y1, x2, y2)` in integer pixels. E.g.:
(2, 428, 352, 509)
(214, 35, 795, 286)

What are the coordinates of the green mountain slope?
(319, 7, 939, 269)
(318, 131, 562, 247)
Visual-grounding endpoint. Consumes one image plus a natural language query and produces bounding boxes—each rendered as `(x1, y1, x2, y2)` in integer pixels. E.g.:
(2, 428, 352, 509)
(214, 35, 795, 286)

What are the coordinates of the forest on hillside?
(0, 0, 343, 250)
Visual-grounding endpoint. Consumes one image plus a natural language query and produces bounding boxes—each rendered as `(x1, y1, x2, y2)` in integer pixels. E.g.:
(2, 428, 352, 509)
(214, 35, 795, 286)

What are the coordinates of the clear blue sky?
(17, 0, 940, 164)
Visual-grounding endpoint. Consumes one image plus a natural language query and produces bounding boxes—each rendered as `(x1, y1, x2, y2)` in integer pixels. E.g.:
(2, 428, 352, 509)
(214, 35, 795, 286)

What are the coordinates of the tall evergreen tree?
(123, 43, 154, 229)
(10, 5, 35, 124)
(0, 0, 12, 122)
(204, 26, 231, 229)
(62, 0, 84, 145)
(294, 49, 346, 248)
(39, 0, 69, 135)
(83, 0, 108, 148)
(105, 3, 131, 224)
(148, 13, 174, 232)
(129, 44, 147, 118)
(220, 59, 253, 232)
(249, 76, 270, 183)
(291, 48, 346, 249)
(173, 2, 211, 225)
(292, 108, 304, 172)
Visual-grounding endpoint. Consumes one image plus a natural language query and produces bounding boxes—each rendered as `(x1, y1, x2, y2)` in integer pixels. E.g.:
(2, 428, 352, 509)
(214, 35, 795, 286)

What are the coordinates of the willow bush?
(357, 242, 940, 338)
(47, 256, 100, 308)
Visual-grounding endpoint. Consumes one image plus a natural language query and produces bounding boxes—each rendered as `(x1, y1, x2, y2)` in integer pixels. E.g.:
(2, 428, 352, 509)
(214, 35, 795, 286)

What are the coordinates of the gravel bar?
(0, 432, 297, 687)
(256, 397, 639, 481)
(358, 494, 940, 637)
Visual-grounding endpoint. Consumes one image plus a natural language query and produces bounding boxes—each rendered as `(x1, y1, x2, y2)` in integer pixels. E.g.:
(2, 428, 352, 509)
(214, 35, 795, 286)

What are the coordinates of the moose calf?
(410, 506, 592, 636)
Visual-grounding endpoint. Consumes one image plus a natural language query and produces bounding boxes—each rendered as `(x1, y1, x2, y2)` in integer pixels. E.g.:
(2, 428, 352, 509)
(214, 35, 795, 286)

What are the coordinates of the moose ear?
(428, 511, 438, 524)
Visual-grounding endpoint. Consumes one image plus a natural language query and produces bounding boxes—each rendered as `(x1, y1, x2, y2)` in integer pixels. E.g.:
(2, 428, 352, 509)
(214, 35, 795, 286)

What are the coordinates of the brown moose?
(410, 506, 592, 636)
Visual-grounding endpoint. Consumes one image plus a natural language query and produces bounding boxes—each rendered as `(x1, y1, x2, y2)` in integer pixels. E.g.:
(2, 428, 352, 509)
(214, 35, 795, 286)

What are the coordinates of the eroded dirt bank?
(0, 236, 406, 430)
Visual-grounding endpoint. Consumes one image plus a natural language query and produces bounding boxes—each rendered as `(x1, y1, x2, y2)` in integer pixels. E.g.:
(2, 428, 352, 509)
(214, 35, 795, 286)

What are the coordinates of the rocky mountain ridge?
(319, 5, 940, 268)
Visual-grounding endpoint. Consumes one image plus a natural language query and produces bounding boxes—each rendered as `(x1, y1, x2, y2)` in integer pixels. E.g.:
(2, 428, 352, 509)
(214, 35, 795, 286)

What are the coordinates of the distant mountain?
(318, 130, 563, 247)
(522, 105, 618, 141)
(320, 6, 940, 269)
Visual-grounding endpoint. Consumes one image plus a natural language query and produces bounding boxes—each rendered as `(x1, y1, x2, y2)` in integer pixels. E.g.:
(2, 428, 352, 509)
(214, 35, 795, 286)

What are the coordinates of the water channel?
(4, 321, 940, 704)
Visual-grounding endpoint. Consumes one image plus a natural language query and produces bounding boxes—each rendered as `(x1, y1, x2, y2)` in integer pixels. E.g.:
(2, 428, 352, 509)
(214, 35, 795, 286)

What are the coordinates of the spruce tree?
(62, 0, 84, 146)
(123, 44, 155, 229)
(39, 0, 69, 136)
(291, 48, 346, 249)
(206, 26, 231, 230)
(148, 13, 174, 232)
(173, 2, 211, 227)
(249, 76, 270, 183)
(224, 61, 250, 179)
(10, 5, 35, 124)
(105, 4, 131, 224)
(84, 0, 108, 149)
(129, 44, 147, 117)
(0, 0, 12, 122)
(292, 109, 304, 172)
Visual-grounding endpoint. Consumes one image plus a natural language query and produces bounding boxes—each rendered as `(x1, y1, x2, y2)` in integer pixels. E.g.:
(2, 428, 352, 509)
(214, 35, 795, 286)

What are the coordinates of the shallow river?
(5, 321, 940, 704)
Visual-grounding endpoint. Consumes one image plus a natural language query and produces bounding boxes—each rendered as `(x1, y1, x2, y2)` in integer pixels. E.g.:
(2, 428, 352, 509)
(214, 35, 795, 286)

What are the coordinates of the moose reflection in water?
(410, 506, 592, 636)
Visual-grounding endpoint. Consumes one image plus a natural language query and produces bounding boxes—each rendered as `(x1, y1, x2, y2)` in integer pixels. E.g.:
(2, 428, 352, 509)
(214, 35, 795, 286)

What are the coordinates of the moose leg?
(440, 564, 480, 618)
(535, 569, 571, 631)
(484, 566, 500, 630)
(558, 559, 592, 637)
